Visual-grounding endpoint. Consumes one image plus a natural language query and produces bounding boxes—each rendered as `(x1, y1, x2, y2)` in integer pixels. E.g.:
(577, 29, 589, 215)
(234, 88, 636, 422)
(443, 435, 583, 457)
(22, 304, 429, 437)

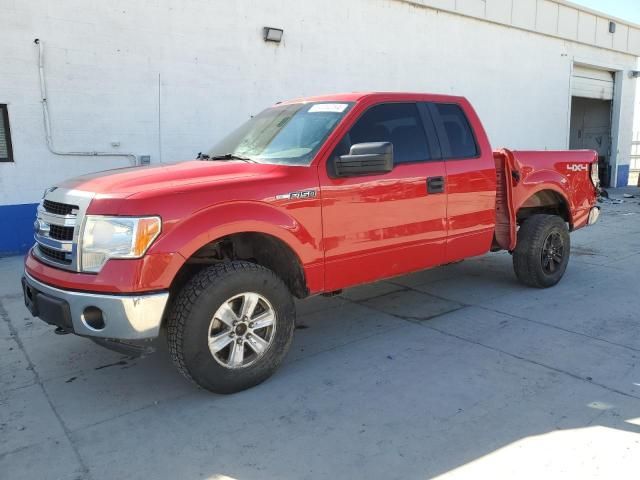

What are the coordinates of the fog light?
(82, 306, 105, 330)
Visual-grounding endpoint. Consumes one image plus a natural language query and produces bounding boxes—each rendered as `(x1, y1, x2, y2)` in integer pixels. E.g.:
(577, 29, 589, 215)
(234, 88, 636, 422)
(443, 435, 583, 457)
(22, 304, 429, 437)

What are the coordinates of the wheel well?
(171, 233, 309, 299)
(516, 190, 571, 228)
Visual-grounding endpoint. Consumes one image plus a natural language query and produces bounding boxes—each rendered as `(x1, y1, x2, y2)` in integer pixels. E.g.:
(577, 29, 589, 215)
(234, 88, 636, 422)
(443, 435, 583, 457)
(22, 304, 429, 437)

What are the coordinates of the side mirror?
(333, 142, 394, 177)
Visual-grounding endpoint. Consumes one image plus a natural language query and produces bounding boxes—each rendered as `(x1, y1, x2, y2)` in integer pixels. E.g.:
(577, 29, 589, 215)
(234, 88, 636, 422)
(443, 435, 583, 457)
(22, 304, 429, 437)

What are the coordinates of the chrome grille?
(32, 189, 94, 271)
(49, 224, 74, 241)
(43, 199, 78, 216)
(37, 245, 72, 264)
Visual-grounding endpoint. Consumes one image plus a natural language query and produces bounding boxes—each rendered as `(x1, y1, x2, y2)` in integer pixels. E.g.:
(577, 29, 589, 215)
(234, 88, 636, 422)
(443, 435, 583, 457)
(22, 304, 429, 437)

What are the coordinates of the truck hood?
(56, 160, 284, 197)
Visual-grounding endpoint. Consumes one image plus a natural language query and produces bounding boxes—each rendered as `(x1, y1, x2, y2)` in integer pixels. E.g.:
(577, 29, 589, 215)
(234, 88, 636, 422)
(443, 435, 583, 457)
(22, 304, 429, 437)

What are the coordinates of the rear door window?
(428, 103, 478, 159)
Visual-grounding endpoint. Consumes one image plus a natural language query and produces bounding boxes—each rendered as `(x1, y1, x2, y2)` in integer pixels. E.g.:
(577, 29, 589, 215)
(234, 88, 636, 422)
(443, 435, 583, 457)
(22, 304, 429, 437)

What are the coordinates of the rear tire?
(167, 261, 295, 394)
(512, 214, 570, 288)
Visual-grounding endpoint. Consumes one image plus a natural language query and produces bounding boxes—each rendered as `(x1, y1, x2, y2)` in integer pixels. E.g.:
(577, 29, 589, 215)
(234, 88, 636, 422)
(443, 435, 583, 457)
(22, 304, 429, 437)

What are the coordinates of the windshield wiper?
(200, 152, 257, 163)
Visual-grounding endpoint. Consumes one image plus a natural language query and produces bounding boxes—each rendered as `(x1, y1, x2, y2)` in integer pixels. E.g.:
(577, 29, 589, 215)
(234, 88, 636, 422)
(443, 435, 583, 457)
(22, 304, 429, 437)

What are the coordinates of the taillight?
(590, 162, 599, 188)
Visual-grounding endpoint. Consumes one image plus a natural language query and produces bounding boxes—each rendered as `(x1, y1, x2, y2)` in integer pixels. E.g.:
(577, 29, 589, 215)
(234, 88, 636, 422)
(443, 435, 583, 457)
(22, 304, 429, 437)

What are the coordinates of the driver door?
(319, 102, 447, 290)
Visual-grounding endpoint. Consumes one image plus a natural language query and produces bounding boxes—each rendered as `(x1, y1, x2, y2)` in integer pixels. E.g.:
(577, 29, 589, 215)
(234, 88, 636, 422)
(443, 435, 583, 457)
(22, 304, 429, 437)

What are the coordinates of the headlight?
(80, 216, 161, 272)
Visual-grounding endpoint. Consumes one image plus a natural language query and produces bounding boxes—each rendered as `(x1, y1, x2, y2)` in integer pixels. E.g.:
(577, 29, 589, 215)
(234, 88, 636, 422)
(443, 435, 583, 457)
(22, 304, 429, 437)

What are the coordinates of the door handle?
(427, 176, 445, 194)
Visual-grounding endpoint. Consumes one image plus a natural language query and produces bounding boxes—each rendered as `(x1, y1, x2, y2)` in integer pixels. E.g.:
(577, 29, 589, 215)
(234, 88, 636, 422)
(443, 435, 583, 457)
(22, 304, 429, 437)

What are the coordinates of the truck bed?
(493, 148, 598, 250)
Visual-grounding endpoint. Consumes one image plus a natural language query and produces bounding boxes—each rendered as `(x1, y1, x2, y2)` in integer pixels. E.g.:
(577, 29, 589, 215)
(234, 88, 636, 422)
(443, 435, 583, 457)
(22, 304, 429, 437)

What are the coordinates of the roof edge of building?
(394, 0, 640, 57)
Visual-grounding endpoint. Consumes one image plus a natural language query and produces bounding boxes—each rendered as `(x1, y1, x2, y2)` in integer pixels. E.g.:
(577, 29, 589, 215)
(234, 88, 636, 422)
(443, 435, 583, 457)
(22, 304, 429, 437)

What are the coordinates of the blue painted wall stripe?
(616, 165, 630, 187)
(0, 203, 38, 256)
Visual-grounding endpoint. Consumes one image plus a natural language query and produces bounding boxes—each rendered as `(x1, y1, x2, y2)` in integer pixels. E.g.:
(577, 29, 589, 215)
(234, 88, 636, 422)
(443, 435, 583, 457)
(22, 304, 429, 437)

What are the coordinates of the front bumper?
(22, 271, 169, 340)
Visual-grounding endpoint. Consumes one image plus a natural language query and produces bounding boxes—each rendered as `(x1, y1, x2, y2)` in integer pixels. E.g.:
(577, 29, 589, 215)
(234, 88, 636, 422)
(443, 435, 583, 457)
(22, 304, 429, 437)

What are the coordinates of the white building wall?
(635, 66, 640, 139)
(632, 69, 640, 186)
(0, 0, 638, 209)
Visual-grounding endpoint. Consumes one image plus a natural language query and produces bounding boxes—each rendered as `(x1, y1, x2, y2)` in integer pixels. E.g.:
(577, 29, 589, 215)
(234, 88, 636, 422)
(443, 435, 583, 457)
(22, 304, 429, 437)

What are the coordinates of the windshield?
(206, 102, 353, 165)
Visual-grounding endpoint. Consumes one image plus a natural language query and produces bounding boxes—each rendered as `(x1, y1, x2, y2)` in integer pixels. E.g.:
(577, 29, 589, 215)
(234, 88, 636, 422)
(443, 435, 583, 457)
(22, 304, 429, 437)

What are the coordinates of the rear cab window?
(427, 103, 478, 159)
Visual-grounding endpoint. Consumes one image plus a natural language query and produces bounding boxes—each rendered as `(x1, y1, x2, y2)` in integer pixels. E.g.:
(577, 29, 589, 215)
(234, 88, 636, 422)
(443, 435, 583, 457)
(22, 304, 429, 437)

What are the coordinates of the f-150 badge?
(275, 190, 317, 200)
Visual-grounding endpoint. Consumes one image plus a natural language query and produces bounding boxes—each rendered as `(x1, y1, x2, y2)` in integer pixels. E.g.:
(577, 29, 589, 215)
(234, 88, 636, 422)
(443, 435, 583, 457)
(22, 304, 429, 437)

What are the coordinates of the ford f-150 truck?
(22, 92, 600, 393)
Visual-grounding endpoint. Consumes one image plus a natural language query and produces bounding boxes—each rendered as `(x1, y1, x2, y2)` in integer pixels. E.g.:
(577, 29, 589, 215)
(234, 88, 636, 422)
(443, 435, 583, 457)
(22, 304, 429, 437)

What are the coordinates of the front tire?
(512, 214, 570, 288)
(167, 261, 295, 393)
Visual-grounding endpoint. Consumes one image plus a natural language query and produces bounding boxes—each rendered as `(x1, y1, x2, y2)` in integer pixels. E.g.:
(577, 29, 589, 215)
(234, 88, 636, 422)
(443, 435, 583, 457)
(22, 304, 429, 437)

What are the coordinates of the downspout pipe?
(34, 39, 138, 165)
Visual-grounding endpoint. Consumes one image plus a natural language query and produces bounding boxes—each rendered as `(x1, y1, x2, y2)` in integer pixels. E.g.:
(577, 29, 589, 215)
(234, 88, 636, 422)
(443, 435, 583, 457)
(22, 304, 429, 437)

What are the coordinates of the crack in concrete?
(0, 433, 68, 461)
(385, 280, 474, 308)
(288, 321, 410, 366)
(0, 299, 93, 479)
(475, 304, 640, 355)
(337, 283, 407, 302)
(420, 322, 640, 402)
(353, 295, 640, 403)
(386, 272, 640, 355)
(381, 305, 467, 323)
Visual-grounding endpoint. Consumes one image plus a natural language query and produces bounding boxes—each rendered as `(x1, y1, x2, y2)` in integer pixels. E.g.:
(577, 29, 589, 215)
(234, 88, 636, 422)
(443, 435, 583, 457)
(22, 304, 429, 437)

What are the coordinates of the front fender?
(150, 201, 322, 267)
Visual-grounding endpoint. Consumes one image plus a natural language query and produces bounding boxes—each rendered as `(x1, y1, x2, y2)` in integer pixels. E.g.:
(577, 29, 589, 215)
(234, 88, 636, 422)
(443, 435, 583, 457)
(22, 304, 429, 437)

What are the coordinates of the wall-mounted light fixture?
(263, 27, 284, 43)
(609, 21, 616, 33)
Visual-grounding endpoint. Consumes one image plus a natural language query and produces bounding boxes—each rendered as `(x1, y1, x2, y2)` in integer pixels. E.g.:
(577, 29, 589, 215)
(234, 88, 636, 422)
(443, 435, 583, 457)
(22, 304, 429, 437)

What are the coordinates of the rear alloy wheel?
(167, 261, 295, 393)
(513, 214, 570, 288)
(540, 231, 565, 275)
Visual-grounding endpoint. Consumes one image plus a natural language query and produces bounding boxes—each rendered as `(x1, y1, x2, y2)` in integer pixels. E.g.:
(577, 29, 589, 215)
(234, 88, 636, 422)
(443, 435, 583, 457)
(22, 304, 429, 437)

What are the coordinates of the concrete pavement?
(1, 188, 639, 479)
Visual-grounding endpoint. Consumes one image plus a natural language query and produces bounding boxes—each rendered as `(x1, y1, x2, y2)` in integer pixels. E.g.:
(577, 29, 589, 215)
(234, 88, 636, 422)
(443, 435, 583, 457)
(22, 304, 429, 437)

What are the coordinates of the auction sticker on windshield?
(308, 103, 349, 113)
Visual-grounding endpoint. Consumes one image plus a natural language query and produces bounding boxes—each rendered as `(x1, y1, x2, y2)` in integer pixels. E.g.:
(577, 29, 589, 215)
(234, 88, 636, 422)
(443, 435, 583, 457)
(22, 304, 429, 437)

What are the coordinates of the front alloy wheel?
(208, 292, 276, 369)
(167, 261, 296, 394)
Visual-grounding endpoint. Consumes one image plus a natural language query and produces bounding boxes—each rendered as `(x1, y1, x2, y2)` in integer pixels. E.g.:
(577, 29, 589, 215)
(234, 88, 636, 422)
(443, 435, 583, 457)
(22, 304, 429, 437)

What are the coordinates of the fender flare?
(516, 171, 574, 224)
(152, 201, 319, 267)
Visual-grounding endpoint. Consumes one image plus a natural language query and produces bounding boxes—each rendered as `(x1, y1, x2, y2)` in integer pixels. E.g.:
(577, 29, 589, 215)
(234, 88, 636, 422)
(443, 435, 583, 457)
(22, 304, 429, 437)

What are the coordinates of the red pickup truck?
(22, 92, 600, 393)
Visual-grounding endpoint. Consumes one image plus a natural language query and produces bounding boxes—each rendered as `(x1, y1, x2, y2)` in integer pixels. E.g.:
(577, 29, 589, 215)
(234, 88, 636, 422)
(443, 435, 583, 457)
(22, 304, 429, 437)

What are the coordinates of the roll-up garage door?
(571, 65, 614, 100)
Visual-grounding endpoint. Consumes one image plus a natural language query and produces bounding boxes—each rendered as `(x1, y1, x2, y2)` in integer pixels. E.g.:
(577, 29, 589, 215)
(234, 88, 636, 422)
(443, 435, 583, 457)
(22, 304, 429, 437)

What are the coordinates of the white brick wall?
(0, 0, 638, 205)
